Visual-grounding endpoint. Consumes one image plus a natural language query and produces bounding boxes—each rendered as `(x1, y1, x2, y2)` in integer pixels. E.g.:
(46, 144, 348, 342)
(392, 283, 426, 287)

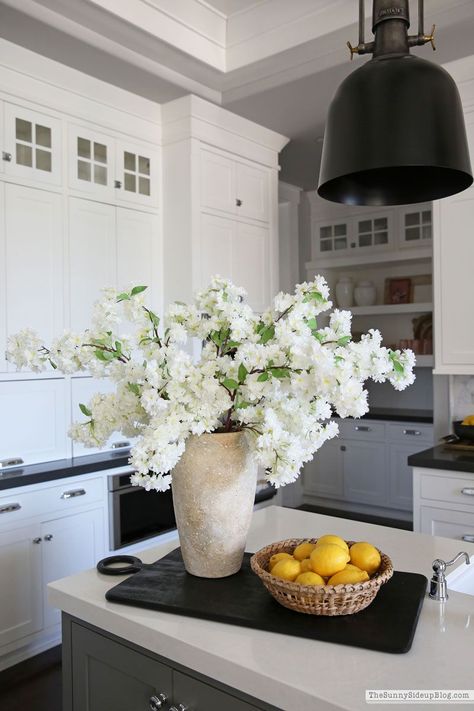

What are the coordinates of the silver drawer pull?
(2, 151, 12, 162)
(150, 694, 167, 710)
(461, 488, 474, 497)
(61, 488, 86, 500)
(462, 535, 474, 543)
(403, 429, 421, 436)
(354, 425, 371, 432)
(0, 502, 21, 514)
(0, 457, 24, 468)
(111, 441, 130, 449)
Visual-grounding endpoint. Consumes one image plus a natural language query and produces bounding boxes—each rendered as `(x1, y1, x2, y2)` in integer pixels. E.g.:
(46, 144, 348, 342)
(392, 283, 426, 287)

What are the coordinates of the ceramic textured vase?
(171, 431, 258, 578)
(335, 277, 354, 308)
(354, 280, 377, 307)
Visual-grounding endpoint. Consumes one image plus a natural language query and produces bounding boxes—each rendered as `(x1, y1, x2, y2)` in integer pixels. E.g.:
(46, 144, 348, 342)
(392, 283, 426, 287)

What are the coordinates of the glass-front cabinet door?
(353, 212, 392, 252)
(399, 203, 432, 248)
(68, 124, 115, 198)
(115, 141, 159, 207)
(314, 219, 351, 256)
(3, 102, 61, 184)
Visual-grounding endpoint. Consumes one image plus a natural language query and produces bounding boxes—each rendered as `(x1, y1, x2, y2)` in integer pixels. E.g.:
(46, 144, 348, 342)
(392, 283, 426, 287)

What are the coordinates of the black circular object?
(97, 555, 143, 576)
(318, 54, 473, 205)
(453, 421, 474, 443)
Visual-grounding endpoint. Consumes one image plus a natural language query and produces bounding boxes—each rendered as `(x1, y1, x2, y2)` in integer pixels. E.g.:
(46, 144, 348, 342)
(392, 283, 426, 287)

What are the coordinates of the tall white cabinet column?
(161, 95, 288, 311)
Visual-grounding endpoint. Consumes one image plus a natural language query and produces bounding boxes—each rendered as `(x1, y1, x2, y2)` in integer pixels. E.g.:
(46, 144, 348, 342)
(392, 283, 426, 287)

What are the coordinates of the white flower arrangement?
(7, 276, 415, 490)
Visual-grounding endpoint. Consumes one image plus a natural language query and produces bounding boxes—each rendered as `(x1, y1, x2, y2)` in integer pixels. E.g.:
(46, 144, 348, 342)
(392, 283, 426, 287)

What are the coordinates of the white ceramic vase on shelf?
(354, 281, 377, 307)
(171, 431, 257, 578)
(335, 277, 354, 308)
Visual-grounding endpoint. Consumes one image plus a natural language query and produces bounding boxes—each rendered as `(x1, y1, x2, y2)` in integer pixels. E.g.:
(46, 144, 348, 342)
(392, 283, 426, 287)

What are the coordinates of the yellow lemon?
(315, 534, 349, 554)
(350, 542, 381, 576)
(271, 558, 302, 582)
(328, 568, 370, 586)
(344, 563, 364, 572)
(295, 571, 326, 586)
(310, 543, 350, 577)
(293, 541, 317, 561)
(300, 558, 313, 573)
(269, 552, 292, 570)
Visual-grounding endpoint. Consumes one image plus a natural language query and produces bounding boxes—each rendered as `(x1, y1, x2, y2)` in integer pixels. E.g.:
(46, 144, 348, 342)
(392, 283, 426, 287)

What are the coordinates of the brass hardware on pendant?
(423, 24, 436, 51)
(347, 40, 359, 60)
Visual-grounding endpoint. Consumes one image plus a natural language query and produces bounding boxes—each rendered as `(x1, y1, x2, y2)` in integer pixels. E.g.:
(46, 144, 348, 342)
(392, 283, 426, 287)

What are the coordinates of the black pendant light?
(318, 0, 473, 206)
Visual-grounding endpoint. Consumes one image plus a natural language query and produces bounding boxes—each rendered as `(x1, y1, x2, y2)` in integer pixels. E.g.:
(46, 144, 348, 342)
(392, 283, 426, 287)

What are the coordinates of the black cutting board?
(105, 548, 427, 654)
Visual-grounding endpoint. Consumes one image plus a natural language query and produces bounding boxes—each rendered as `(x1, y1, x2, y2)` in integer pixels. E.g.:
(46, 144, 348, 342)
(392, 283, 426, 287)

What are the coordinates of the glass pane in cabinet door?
(94, 142, 107, 164)
(334, 237, 347, 250)
(78, 160, 91, 181)
(124, 151, 135, 171)
(77, 137, 90, 158)
(374, 217, 387, 230)
(16, 118, 32, 142)
(36, 149, 52, 172)
(124, 173, 136, 192)
(422, 210, 431, 224)
(405, 212, 419, 227)
(320, 226, 332, 240)
(422, 225, 432, 240)
(94, 164, 107, 185)
(359, 234, 372, 247)
(334, 223, 346, 236)
(374, 231, 388, 245)
(359, 220, 372, 233)
(138, 176, 150, 196)
(138, 155, 150, 175)
(16, 143, 32, 167)
(405, 227, 420, 241)
(35, 125, 51, 148)
(320, 239, 332, 252)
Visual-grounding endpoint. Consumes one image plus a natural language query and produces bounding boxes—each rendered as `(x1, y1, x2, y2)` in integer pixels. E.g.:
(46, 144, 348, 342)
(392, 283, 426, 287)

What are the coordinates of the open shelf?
(350, 302, 432, 316)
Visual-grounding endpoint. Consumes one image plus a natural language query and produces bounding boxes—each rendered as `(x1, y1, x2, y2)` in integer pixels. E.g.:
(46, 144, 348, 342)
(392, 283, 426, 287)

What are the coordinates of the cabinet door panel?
(236, 162, 269, 222)
(72, 623, 172, 711)
(199, 213, 233, 287)
(201, 149, 235, 214)
(71, 376, 132, 457)
(343, 440, 387, 506)
(0, 523, 43, 647)
(234, 222, 269, 312)
(4, 102, 61, 185)
(419, 505, 474, 540)
(174, 670, 260, 711)
(303, 439, 343, 499)
(0, 378, 69, 465)
(42, 509, 104, 628)
(68, 124, 114, 198)
(116, 142, 159, 208)
(69, 198, 115, 331)
(388, 443, 417, 511)
(5, 184, 63, 371)
(116, 208, 161, 313)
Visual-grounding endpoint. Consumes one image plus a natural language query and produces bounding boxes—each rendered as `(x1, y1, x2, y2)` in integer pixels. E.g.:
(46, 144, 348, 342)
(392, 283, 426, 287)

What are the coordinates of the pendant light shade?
(318, 0, 473, 206)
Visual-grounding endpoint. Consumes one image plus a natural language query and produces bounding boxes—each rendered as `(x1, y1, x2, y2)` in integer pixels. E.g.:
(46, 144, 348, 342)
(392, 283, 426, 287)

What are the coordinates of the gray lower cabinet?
(64, 615, 273, 711)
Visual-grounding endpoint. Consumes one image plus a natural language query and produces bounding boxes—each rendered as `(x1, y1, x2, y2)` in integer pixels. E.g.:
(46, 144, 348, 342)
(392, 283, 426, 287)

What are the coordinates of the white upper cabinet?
(68, 124, 115, 199)
(3, 102, 61, 185)
(116, 208, 161, 306)
(399, 203, 432, 248)
(68, 198, 116, 332)
(313, 211, 392, 259)
(314, 218, 351, 257)
(3, 183, 64, 372)
(116, 141, 159, 208)
(0, 378, 69, 466)
(200, 147, 270, 223)
(199, 213, 234, 287)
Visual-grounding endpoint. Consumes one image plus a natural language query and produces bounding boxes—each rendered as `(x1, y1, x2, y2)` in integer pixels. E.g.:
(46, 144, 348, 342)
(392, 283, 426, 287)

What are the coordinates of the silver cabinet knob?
(236, 198, 242, 206)
(33, 537, 42, 544)
(114, 180, 122, 188)
(340, 445, 346, 451)
(169, 705, 188, 711)
(44, 534, 54, 541)
(462, 535, 474, 543)
(461, 488, 474, 497)
(149, 693, 167, 710)
(2, 151, 12, 162)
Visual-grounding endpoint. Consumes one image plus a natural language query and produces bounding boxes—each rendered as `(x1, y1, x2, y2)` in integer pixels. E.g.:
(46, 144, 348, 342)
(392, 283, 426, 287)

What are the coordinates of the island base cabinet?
(65, 616, 277, 711)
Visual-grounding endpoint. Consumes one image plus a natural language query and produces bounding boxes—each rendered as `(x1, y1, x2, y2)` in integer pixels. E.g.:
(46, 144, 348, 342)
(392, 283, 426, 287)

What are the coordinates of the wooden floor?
(296, 504, 413, 530)
(0, 645, 62, 711)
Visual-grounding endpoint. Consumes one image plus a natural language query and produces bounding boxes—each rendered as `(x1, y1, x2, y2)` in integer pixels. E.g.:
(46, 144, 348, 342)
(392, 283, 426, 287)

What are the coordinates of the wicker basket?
(250, 537, 394, 616)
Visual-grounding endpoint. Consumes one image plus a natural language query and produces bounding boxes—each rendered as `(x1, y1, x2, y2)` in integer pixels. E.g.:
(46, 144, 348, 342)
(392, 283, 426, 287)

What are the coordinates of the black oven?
(108, 472, 176, 550)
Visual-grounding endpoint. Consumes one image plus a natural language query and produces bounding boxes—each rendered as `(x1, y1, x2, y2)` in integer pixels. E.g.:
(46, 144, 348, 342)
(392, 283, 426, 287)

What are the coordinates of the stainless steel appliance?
(108, 471, 176, 550)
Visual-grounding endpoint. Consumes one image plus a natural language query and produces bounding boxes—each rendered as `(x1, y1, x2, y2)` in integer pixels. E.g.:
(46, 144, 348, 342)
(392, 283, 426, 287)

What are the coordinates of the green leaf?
(268, 367, 290, 379)
(127, 382, 140, 396)
(315, 332, 325, 343)
(235, 400, 252, 409)
(238, 363, 248, 383)
(224, 340, 240, 351)
(116, 292, 130, 302)
(257, 372, 269, 382)
(79, 403, 92, 417)
(304, 291, 325, 304)
(210, 331, 222, 347)
(131, 285, 147, 296)
(337, 335, 351, 347)
(306, 317, 318, 331)
(94, 349, 114, 362)
(115, 340, 122, 354)
(222, 378, 239, 391)
(393, 359, 404, 374)
(259, 325, 275, 344)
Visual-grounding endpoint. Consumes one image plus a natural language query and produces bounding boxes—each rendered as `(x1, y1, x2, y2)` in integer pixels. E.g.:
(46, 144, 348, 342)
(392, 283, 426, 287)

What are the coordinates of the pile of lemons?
(462, 415, 474, 425)
(268, 535, 381, 586)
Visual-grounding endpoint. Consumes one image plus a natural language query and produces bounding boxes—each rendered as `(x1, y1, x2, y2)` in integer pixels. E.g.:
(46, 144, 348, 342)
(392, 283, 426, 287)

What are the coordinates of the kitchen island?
(49, 506, 474, 711)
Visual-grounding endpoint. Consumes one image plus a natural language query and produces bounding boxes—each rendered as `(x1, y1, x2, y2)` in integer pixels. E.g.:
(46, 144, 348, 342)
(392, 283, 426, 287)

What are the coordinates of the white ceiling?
(1, 0, 474, 189)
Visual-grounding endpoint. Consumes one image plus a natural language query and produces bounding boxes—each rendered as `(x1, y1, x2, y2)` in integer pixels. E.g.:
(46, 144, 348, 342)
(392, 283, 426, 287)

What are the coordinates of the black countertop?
(408, 445, 474, 474)
(348, 408, 433, 424)
(0, 449, 131, 491)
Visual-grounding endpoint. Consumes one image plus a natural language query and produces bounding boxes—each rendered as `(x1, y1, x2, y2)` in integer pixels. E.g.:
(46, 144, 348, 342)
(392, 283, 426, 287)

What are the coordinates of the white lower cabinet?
(41, 508, 104, 627)
(419, 505, 474, 542)
(0, 523, 43, 648)
(413, 466, 474, 541)
(0, 475, 106, 664)
(303, 419, 433, 517)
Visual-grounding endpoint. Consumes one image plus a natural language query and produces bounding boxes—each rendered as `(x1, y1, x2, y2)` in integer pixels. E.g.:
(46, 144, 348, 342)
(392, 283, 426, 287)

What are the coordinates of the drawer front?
(0, 476, 104, 525)
(388, 423, 433, 445)
(338, 420, 386, 441)
(174, 670, 260, 711)
(420, 505, 474, 542)
(420, 473, 474, 507)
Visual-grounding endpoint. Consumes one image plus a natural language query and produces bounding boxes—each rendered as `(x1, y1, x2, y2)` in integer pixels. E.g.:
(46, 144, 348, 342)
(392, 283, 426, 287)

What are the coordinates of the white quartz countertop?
(48, 506, 474, 711)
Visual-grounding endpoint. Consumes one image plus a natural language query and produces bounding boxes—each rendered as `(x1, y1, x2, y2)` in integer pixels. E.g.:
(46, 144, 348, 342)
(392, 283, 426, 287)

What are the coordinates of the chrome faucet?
(429, 552, 471, 602)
